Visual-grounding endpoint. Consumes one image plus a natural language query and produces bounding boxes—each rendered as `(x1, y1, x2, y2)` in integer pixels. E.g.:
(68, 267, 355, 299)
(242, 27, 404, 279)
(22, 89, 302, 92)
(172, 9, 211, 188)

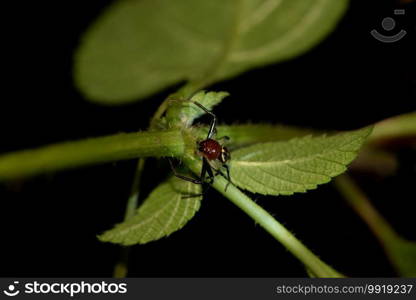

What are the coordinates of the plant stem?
(334, 174, 416, 277)
(368, 111, 416, 144)
(184, 158, 344, 278)
(0, 130, 184, 181)
(115, 81, 207, 277)
(334, 174, 398, 243)
(116, 81, 204, 277)
(124, 158, 146, 220)
(115, 81, 204, 277)
(113, 158, 146, 278)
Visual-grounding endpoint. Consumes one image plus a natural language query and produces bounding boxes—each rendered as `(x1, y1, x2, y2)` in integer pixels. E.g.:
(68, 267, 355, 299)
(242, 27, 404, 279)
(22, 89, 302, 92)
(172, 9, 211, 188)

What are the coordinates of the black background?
(1, 0, 415, 277)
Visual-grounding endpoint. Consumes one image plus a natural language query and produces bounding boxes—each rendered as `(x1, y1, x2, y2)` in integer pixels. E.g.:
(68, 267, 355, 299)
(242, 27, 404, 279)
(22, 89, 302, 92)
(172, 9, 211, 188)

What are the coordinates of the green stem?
(116, 81, 205, 277)
(113, 158, 146, 278)
(0, 130, 184, 180)
(124, 158, 146, 220)
(117, 81, 206, 277)
(334, 174, 398, 243)
(334, 174, 416, 277)
(368, 111, 416, 144)
(116, 81, 210, 277)
(185, 158, 343, 278)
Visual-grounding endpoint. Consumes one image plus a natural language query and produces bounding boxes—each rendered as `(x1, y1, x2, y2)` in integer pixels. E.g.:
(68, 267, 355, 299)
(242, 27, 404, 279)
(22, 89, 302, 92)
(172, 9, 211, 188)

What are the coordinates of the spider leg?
(196, 157, 215, 196)
(212, 163, 232, 192)
(222, 164, 232, 192)
(199, 157, 207, 181)
(169, 158, 205, 199)
(189, 101, 217, 139)
(204, 157, 215, 184)
(168, 158, 202, 184)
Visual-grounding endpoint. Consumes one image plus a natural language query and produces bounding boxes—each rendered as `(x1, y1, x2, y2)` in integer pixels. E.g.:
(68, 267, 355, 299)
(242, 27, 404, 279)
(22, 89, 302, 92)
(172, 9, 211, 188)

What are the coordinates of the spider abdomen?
(198, 139, 222, 160)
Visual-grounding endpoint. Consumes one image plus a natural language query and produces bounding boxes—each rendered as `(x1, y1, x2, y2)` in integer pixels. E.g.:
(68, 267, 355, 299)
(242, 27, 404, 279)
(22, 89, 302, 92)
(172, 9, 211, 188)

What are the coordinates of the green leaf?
(75, 0, 348, 105)
(99, 177, 202, 245)
(166, 90, 229, 128)
(229, 127, 372, 195)
(215, 123, 314, 149)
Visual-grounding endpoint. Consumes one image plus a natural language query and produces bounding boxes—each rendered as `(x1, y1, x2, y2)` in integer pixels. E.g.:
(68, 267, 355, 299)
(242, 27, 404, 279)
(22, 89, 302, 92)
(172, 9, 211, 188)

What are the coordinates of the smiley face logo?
(3, 281, 20, 297)
(371, 9, 407, 43)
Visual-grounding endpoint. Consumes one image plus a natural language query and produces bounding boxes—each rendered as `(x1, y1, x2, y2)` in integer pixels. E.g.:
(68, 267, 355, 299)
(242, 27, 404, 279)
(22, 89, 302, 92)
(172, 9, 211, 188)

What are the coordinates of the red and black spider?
(170, 101, 231, 186)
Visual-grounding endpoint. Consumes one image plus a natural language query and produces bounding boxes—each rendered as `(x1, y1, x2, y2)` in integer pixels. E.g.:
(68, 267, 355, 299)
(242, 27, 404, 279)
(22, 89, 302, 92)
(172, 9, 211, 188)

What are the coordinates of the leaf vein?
(241, 167, 281, 193)
(285, 163, 330, 179)
(258, 165, 306, 187)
